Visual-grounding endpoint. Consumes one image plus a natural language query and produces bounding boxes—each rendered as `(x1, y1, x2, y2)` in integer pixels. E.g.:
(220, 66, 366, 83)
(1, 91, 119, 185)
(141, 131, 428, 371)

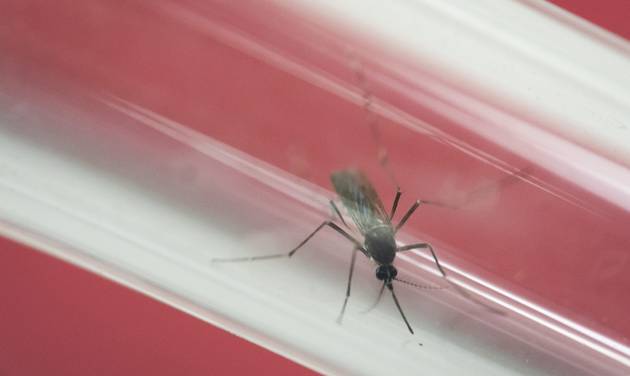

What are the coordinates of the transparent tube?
(1, 1, 629, 375)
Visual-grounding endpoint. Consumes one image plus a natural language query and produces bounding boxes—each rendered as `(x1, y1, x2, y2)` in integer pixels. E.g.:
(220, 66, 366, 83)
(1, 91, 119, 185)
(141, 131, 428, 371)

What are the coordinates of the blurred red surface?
(0, 236, 317, 375)
(0, 0, 628, 374)
(549, 0, 630, 40)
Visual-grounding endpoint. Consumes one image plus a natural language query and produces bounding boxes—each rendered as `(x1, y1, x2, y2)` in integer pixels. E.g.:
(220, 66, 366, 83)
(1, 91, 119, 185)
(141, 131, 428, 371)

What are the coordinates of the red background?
(0, 1, 628, 375)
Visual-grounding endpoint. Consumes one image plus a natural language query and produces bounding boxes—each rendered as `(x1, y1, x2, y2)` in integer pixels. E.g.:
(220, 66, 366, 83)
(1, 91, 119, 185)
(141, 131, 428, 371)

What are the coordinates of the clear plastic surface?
(1, 1, 629, 375)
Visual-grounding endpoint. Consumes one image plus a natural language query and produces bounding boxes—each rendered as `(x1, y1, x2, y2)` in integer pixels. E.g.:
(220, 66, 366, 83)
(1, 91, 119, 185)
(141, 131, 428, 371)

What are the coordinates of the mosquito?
(212, 169, 447, 334)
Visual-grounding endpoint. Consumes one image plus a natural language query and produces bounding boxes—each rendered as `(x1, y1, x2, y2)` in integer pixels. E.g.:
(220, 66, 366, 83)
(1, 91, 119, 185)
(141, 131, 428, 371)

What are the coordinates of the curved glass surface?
(1, 1, 629, 375)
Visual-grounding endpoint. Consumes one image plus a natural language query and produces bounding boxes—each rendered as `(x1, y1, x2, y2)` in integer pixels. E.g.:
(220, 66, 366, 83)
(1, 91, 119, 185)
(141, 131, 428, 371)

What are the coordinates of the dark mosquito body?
(212, 169, 447, 335)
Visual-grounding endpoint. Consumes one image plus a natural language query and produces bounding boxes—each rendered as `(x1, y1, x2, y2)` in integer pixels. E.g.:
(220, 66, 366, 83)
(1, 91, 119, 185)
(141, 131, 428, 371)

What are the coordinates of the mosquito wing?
(330, 169, 390, 233)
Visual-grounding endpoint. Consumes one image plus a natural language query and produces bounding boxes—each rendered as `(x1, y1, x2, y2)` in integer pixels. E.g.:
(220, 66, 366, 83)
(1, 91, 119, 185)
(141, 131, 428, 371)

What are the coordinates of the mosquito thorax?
(375, 264, 398, 281)
(364, 225, 397, 264)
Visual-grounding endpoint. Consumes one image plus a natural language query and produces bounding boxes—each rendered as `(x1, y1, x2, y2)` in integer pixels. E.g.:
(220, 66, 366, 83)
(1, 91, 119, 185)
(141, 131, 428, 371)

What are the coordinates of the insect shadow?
(212, 169, 447, 334)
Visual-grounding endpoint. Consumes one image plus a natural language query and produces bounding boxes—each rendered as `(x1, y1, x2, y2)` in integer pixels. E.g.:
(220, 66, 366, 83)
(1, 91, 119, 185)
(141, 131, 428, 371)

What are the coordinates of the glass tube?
(1, 1, 629, 375)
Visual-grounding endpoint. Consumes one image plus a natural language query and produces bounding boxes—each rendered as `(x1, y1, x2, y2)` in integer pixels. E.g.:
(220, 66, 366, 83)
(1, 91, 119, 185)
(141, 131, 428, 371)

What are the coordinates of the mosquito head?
(375, 264, 397, 282)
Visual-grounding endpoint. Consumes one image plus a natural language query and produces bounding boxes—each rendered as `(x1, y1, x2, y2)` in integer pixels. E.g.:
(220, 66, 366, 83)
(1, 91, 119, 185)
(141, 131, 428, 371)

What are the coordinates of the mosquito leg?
(330, 200, 348, 228)
(387, 282, 414, 334)
(337, 247, 359, 324)
(288, 221, 364, 257)
(397, 243, 446, 277)
(361, 281, 386, 313)
(350, 52, 399, 189)
(211, 221, 365, 263)
(394, 200, 421, 233)
(395, 197, 450, 232)
(389, 188, 402, 221)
